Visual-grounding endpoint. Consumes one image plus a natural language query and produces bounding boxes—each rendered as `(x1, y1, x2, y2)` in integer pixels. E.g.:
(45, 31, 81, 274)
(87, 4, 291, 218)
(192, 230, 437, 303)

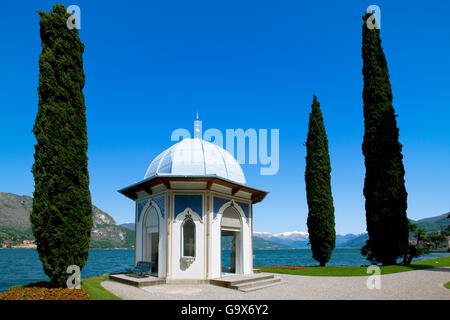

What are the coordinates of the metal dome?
(144, 138, 246, 184)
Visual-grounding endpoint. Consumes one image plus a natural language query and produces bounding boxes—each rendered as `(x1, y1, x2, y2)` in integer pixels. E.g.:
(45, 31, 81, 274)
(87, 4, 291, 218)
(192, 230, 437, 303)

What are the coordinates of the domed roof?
(144, 138, 246, 185)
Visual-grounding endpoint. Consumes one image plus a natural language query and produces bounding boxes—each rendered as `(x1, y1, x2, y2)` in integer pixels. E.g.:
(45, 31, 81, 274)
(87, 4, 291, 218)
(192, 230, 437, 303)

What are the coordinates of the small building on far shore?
(11, 240, 37, 249)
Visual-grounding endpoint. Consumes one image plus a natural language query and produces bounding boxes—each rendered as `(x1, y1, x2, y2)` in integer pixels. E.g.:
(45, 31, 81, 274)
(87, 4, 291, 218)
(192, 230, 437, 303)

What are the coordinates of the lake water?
(0, 248, 448, 292)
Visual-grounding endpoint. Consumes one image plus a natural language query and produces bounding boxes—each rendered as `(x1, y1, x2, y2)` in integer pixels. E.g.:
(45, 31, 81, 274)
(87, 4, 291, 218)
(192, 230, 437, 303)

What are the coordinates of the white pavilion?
(119, 119, 268, 280)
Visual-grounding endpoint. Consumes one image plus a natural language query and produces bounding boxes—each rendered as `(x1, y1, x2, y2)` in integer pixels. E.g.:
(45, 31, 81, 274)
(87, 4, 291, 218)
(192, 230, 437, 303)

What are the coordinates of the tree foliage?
(305, 94, 335, 266)
(401, 222, 429, 265)
(424, 232, 447, 249)
(31, 4, 92, 287)
(361, 13, 409, 265)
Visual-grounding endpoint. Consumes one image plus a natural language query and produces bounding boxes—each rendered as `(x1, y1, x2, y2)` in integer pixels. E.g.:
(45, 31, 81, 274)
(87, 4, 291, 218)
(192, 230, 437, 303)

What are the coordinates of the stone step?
(224, 274, 274, 286)
(109, 274, 166, 288)
(210, 273, 274, 288)
(238, 279, 284, 292)
(231, 277, 281, 290)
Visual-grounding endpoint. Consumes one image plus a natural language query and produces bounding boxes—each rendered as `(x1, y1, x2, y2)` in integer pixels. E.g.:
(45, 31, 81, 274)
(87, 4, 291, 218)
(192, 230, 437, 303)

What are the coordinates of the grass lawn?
(445, 282, 450, 290)
(256, 255, 450, 277)
(81, 275, 121, 300)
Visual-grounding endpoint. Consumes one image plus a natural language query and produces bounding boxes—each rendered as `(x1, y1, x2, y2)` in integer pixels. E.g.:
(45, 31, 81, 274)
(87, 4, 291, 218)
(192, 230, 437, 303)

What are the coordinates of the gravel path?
(101, 267, 450, 300)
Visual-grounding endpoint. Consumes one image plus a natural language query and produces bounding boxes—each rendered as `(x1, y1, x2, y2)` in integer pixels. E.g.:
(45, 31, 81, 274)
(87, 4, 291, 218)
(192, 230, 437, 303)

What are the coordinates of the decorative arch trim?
(215, 198, 247, 224)
(175, 207, 203, 223)
(213, 196, 249, 223)
(137, 200, 149, 222)
(236, 201, 249, 221)
(141, 201, 164, 223)
(213, 197, 229, 219)
(153, 196, 165, 218)
(174, 194, 203, 220)
(139, 197, 164, 222)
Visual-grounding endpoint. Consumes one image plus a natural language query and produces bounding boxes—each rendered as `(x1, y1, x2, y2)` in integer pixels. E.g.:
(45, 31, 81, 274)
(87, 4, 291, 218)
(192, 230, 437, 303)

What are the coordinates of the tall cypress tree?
(305, 94, 335, 266)
(361, 13, 409, 265)
(31, 4, 92, 287)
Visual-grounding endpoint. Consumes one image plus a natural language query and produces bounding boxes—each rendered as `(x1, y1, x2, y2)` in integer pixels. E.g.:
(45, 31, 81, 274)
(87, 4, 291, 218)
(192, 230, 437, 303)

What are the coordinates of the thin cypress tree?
(31, 4, 92, 287)
(361, 13, 409, 265)
(305, 94, 335, 266)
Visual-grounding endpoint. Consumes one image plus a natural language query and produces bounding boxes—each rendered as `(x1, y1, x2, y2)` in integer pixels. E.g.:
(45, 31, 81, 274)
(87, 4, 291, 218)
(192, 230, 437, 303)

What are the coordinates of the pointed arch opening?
(143, 207, 159, 275)
(182, 216, 196, 258)
(220, 206, 243, 274)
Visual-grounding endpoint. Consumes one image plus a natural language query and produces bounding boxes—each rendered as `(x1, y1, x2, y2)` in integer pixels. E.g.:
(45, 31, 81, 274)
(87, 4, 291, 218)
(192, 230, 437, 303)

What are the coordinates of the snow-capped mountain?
(253, 231, 367, 248)
(254, 231, 309, 241)
(254, 231, 310, 247)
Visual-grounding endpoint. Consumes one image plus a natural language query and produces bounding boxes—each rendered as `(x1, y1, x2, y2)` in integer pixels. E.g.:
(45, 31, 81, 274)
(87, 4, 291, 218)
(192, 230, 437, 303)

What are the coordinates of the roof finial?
(194, 113, 201, 139)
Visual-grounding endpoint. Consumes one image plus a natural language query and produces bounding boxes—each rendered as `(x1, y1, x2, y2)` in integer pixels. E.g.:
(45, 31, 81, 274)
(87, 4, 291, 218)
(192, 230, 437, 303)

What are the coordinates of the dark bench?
(127, 261, 152, 277)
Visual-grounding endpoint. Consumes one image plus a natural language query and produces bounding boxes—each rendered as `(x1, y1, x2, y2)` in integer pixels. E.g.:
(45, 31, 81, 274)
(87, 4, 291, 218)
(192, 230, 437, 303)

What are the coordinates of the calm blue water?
(0, 249, 134, 293)
(0, 248, 448, 292)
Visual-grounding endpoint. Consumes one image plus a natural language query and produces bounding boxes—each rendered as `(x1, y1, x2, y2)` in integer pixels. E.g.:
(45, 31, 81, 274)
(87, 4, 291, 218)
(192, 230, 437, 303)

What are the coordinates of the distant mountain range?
(121, 223, 295, 250)
(410, 213, 450, 233)
(0, 192, 134, 249)
(253, 213, 450, 249)
(119, 223, 135, 231)
(0, 192, 290, 250)
(253, 231, 369, 248)
(1, 192, 448, 250)
(222, 235, 294, 250)
(254, 231, 310, 248)
(119, 224, 367, 249)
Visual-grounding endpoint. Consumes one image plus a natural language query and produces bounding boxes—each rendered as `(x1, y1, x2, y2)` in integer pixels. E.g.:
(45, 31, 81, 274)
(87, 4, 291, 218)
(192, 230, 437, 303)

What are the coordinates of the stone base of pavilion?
(210, 273, 282, 292)
(109, 274, 166, 288)
(109, 272, 283, 292)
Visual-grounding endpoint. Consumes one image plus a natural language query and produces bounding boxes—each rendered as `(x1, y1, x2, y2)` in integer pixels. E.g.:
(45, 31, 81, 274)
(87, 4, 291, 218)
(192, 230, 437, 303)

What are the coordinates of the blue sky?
(1, 0, 449, 234)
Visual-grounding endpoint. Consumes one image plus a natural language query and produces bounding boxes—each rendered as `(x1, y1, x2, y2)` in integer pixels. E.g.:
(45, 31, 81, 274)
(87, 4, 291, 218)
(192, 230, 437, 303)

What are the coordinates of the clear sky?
(1, 0, 449, 234)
